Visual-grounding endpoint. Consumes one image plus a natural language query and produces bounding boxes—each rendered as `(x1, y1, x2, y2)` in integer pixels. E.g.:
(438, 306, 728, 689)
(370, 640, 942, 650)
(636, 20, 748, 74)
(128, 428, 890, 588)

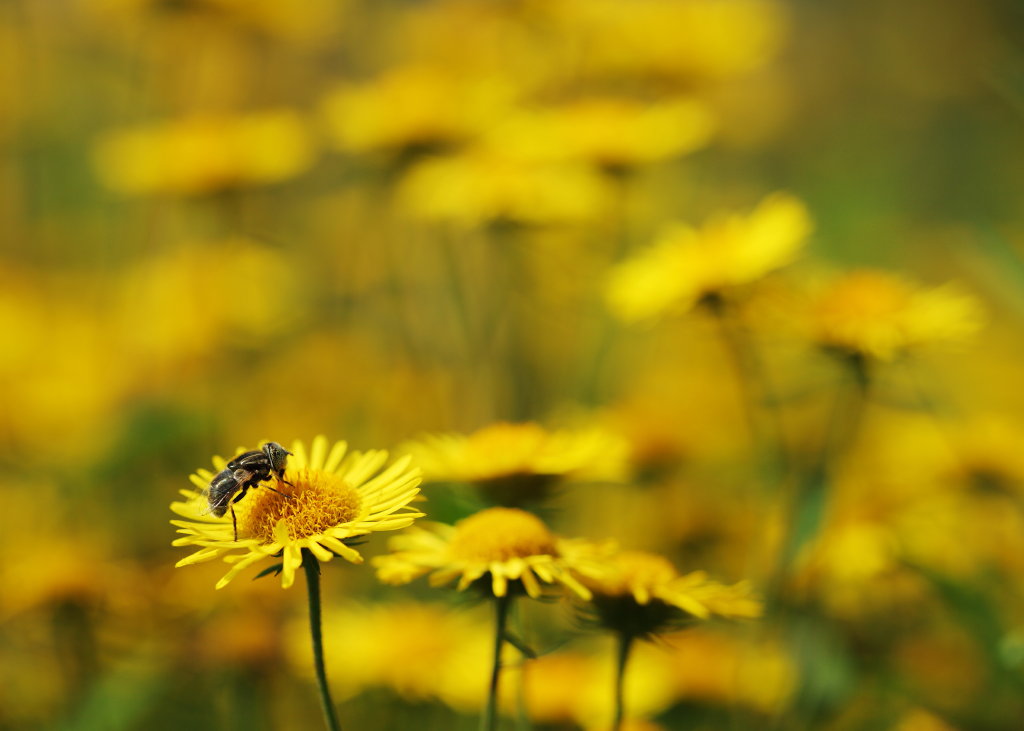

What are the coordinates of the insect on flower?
(206, 441, 295, 541)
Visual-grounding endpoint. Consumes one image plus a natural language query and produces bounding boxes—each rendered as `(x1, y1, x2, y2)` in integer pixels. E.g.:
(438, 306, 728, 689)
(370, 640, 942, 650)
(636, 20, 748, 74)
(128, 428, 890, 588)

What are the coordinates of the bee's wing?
(202, 469, 248, 517)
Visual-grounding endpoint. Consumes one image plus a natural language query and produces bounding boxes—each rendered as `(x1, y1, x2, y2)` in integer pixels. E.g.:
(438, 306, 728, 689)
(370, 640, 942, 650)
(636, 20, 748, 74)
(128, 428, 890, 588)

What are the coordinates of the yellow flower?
(606, 193, 811, 322)
(661, 626, 796, 713)
(373, 507, 599, 599)
(945, 414, 1024, 493)
(286, 600, 502, 709)
(518, 646, 678, 729)
(807, 270, 983, 361)
(320, 66, 513, 153)
(397, 149, 613, 227)
(93, 109, 315, 196)
(549, 0, 788, 83)
(403, 421, 627, 506)
(114, 239, 300, 369)
(171, 436, 424, 589)
(407, 421, 627, 483)
(583, 549, 762, 635)
(485, 97, 715, 170)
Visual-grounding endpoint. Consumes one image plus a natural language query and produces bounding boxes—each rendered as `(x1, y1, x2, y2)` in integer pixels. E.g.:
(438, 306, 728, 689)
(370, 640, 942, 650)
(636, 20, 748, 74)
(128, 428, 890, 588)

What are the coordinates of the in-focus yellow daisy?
(373, 507, 599, 599)
(606, 193, 812, 322)
(403, 421, 627, 506)
(806, 269, 983, 361)
(171, 436, 424, 589)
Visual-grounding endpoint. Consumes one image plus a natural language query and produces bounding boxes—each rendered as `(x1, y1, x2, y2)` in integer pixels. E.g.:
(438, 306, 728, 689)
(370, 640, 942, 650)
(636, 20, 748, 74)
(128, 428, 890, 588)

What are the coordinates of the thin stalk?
(612, 631, 636, 731)
(768, 354, 870, 601)
(481, 594, 512, 731)
(302, 549, 342, 731)
(705, 294, 786, 471)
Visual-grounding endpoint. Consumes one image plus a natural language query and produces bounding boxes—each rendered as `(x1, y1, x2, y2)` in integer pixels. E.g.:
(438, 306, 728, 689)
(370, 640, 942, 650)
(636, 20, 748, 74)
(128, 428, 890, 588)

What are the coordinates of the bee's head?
(262, 441, 292, 472)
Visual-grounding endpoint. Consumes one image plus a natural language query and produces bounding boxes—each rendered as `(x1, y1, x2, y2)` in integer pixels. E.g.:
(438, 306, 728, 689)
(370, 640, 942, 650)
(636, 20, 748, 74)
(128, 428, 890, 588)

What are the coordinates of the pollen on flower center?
(239, 467, 362, 543)
(448, 507, 558, 562)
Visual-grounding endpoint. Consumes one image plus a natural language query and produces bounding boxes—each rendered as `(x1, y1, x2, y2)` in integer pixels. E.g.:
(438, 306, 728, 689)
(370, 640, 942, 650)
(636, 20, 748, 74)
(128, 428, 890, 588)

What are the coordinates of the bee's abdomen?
(207, 469, 240, 516)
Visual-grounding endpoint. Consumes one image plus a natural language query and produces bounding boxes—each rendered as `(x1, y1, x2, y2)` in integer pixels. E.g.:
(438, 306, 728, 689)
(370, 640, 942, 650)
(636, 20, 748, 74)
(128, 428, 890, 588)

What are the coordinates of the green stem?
(768, 354, 870, 601)
(481, 594, 512, 731)
(705, 294, 785, 471)
(613, 631, 635, 731)
(302, 549, 342, 731)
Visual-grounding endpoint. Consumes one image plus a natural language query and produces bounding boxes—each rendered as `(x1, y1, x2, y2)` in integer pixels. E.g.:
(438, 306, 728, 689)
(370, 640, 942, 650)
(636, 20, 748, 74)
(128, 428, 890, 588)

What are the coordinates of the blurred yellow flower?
(584, 549, 763, 626)
(171, 436, 423, 589)
(93, 109, 315, 195)
(486, 97, 715, 170)
(405, 421, 628, 488)
(945, 414, 1024, 493)
(288, 601, 490, 701)
(606, 192, 812, 322)
(321, 66, 514, 153)
(373, 507, 598, 599)
(518, 646, 678, 729)
(662, 627, 797, 713)
(806, 270, 983, 361)
(0, 266, 125, 460)
(397, 149, 613, 226)
(549, 0, 788, 83)
(114, 239, 300, 372)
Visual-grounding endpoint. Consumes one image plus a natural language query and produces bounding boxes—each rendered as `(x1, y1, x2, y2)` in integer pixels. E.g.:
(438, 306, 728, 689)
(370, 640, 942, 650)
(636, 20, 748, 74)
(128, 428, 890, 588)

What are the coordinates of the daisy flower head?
(403, 421, 628, 507)
(582, 549, 762, 638)
(806, 269, 983, 362)
(373, 507, 604, 600)
(171, 436, 424, 590)
(606, 192, 812, 323)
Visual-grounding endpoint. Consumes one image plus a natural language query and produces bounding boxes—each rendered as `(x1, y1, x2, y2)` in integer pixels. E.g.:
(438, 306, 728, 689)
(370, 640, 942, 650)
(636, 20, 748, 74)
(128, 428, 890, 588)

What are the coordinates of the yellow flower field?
(2, 1, 1022, 729)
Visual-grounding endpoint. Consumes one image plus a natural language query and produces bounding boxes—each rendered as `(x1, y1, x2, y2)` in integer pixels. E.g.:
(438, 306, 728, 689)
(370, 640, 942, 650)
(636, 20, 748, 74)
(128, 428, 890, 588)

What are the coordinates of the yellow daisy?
(93, 109, 316, 196)
(403, 421, 627, 505)
(171, 436, 424, 590)
(373, 507, 601, 600)
(606, 192, 812, 322)
(583, 549, 762, 635)
(806, 269, 983, 361)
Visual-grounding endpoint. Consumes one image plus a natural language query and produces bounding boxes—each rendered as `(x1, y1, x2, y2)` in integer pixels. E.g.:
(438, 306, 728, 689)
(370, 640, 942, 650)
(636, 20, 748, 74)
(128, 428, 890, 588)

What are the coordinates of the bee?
(207, 441, 295, 540)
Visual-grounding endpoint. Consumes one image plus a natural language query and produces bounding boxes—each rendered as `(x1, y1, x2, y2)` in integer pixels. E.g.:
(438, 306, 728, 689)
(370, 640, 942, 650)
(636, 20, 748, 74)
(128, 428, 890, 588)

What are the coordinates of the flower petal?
(309, 435, 329, 471)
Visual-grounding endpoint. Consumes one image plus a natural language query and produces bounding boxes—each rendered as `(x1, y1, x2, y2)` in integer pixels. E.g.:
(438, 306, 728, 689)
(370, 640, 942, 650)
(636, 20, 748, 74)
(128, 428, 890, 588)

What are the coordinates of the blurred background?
(4, 0, 1024, 729)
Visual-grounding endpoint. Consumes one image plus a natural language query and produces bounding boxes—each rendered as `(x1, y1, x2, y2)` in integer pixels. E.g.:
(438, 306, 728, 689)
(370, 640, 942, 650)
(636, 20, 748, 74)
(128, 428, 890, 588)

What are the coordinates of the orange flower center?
(448, 507, 558, 563)
(238, 467, 361, 543)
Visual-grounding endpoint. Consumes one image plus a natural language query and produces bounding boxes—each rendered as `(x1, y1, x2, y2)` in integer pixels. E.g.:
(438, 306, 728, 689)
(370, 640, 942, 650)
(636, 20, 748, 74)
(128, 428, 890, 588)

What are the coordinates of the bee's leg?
(265, 483, 295, 500)
(275, 470, 294, 488)
(228, 485, 250, 541)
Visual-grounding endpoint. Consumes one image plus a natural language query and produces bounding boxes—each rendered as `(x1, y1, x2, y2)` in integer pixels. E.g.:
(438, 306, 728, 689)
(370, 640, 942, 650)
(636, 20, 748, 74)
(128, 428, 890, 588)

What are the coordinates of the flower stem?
(481, 593, 512, 731)
(705, 293, 786, 472)
(613, 631, 635, 731)
(302, 549, 342, 731)
(768, 354, 870, 601)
